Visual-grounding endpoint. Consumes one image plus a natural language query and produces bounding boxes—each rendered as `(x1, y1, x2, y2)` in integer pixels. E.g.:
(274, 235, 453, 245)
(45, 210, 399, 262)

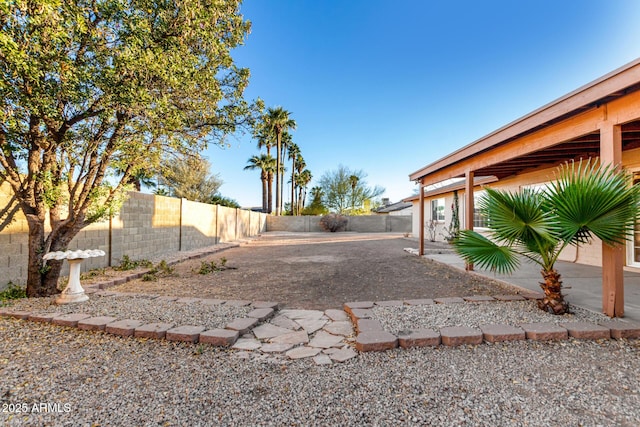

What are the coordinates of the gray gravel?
(5, 295, 251, 330)
(1, 317, 639, 426)
(1, 295, 640, 426)
(373, 300, 611, 333)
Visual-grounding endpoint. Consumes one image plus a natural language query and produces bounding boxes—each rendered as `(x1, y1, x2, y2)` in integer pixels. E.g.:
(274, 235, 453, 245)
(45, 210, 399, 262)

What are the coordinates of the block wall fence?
(1, 183, 411, 289)
(0, 185, 267, 288)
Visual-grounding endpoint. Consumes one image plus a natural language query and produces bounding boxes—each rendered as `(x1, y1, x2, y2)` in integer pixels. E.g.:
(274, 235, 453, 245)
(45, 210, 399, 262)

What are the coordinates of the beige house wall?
(0, 186, 267, 288)
(411, 147, 640, 268)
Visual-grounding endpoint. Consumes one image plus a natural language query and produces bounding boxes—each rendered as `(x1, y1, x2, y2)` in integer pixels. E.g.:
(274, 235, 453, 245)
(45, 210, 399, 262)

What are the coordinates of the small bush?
(195, 257, 232, 275)
(0, 282, 27, 305)
(142, 260, 175, 281)
(320, 214, 348, 232)
(114, 255, 153, 271)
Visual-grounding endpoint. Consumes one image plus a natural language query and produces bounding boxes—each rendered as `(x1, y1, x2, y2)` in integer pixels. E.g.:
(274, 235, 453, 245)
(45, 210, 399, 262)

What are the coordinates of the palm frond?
(480, 187, 557, 248)
(452, 230, 520, 274)
(547, 159, 640, 246)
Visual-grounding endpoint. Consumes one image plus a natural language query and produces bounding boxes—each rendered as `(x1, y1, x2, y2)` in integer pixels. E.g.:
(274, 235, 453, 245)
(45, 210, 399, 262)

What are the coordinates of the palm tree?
(453, 160, 640, 315)
(349, 175, 359, 213)
(254, 127, 276, 213)
(244, 154, 275, 212)
(296, 168, 312, 214)
(288, 142, 301, 215)
(263, 107, 296, 215)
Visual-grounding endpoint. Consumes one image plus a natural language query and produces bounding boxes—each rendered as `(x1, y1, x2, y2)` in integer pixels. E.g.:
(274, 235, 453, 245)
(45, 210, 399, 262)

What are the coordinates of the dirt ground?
(106, 232, 520, 310)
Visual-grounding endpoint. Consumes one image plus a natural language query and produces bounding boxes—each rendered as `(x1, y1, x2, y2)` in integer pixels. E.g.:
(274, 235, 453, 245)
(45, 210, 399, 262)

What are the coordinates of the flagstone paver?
(296, 318, 328, 334)
(270, 314, 303, 330)
(253, 323, 295, 340)
(286, 346, 322, 360)
(269, 330, 309, 345)
(247, 308, 275, 321)
(309, 330, 346, 349)
(313, 353, 333, 365)
(324, 309, 349, 321)
(232, 338, 262, 351)
(260, 343, 294, 353)
(329, 347, 358, 362)
(323, 321, 354, 336)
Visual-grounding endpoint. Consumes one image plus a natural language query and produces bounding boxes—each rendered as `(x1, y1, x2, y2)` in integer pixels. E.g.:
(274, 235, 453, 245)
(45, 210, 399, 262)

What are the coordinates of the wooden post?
(419, 182, 425, 256)
(600, 121, 624, 317)
(465, 170, 474, 271)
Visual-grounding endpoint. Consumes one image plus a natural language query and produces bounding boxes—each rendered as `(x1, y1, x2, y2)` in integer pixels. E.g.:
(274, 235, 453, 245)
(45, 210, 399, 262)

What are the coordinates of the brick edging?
(0, 295, 278, 348)
(344, 296, 640, 352)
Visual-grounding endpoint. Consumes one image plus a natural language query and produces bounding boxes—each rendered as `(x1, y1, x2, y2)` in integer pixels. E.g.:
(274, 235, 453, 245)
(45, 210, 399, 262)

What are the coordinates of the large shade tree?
(318, 165, 385, 214)
(0, 0, 258, 296)
(453, 160, 640, 315)
(159, 155, 223, 203)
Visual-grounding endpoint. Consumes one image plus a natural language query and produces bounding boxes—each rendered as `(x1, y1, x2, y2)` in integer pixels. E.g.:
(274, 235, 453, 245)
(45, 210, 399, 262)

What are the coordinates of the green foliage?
(114, 255, 153, 271)
(210, 195, 240, 208)
(160, 155, 224, 203)
(453, 160, 640, 275)
(0, 282, 27, 305)
(302, 186, 328, 215)
(318, 165, 385, 214)
(0, 0, 259, 296)
(196, 257, 230, 275)
(142, 260, 175, 281)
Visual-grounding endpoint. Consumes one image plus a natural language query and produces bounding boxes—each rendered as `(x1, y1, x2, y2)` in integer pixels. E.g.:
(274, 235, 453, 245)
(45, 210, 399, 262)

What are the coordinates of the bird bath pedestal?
(43, 249, 106, 304)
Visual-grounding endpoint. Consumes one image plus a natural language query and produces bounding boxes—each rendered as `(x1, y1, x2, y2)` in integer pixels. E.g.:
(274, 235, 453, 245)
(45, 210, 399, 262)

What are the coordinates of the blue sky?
(206, 0, 640, 208)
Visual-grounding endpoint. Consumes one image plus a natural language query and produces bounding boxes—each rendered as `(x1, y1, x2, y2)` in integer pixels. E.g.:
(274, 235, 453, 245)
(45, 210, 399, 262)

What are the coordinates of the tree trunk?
(538, 269, 569, 315)
(267, 172, 273, 214)
(261, 174, 268, 213)
(275, 134, 281, 216)
(26, 216, 84, 297)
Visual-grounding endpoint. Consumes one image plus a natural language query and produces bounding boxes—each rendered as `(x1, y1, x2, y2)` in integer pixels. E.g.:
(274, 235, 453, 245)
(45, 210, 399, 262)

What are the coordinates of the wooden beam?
(464, 170, 474, 271)
(600, 121, 624, 317)
(419, 182, 424, 256)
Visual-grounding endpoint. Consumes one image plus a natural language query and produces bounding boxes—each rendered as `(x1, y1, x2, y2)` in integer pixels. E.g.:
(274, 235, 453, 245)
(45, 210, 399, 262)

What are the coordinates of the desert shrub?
(196, 257, 230, 275)
(142, 260, 175, 281)
(320, 214, 348, 232)
(0, 282, 27, 305)
(115, 255, 153, 271)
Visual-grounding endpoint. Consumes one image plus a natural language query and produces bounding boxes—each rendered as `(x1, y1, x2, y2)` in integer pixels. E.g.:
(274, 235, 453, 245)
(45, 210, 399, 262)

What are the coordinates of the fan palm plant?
(453, 160, 640, 315)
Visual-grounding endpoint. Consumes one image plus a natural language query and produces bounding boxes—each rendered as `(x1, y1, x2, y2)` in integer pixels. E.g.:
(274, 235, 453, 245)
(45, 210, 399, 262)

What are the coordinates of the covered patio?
(410, 58, 640, 317)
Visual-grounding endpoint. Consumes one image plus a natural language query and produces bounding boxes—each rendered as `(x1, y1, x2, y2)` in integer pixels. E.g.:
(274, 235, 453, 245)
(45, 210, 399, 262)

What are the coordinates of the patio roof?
(409, 58, 640, 318)
(409, 58, 640, 185)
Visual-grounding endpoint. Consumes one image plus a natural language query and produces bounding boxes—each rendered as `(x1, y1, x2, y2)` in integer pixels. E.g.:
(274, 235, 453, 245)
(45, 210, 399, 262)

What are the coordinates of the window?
(473, 192, 488, 228)
(431, 198, 445, 222)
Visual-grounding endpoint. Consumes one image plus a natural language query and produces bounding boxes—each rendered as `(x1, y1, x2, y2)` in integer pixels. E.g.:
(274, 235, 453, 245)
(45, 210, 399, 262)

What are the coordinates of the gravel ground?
(1, 317, 639, 426)
(373, 300, 611, 334)
(4, 295, 251, 330)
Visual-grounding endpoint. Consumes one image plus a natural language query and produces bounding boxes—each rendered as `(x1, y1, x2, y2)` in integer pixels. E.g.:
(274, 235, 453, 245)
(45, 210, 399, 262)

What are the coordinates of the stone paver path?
(232, 308, 357, 365)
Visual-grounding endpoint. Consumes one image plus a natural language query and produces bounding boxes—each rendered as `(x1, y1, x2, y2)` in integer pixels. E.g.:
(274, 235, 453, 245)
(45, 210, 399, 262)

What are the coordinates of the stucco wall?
(0, 187, 267, 288)
(410, 149, 640, 268)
